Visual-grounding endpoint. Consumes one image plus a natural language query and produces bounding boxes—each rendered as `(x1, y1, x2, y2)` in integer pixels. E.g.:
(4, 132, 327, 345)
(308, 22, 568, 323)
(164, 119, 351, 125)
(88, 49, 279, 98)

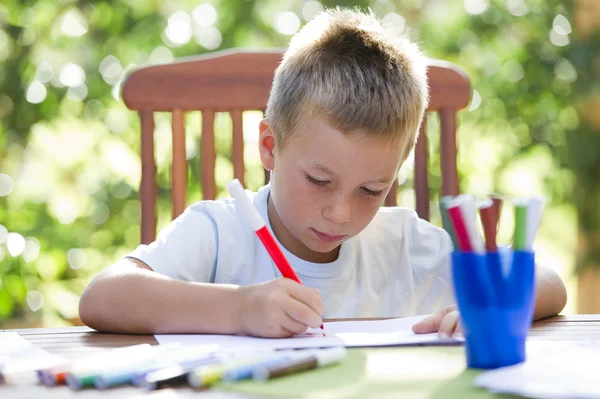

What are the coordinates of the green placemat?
(219, 347, 517, 399)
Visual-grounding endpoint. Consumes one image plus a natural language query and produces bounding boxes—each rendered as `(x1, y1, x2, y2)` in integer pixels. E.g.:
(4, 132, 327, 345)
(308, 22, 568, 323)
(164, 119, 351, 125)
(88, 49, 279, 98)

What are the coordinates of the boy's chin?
(305, 238, 343, 254)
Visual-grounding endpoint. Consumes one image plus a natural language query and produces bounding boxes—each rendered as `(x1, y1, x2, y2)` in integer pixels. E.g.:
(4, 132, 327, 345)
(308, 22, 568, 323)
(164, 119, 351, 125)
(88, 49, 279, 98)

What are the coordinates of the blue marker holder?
(451, 250, 536, 369)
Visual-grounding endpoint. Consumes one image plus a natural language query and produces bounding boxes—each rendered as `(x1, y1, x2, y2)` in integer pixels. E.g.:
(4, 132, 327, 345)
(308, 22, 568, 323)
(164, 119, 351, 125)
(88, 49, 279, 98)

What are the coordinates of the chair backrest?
(122, 49, 471, 244)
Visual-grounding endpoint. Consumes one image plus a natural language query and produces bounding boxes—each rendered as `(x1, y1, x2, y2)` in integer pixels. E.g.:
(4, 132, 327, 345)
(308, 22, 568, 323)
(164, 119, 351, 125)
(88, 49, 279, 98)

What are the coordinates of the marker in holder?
(451, 249, 536, 369)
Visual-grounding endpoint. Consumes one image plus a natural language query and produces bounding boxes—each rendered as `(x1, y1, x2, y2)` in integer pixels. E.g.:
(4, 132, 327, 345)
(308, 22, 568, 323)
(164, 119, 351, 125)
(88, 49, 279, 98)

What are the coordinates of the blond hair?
(265, 7, 429, 162)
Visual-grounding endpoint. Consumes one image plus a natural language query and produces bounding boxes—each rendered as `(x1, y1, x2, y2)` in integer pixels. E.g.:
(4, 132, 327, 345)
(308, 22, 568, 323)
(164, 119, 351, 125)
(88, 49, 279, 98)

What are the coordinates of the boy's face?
(259, 115, 404, 263)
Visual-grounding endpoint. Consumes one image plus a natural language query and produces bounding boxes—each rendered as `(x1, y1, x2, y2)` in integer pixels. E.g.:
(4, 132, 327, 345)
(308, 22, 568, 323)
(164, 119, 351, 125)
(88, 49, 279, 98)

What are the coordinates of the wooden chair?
(122, 49, 471, 244)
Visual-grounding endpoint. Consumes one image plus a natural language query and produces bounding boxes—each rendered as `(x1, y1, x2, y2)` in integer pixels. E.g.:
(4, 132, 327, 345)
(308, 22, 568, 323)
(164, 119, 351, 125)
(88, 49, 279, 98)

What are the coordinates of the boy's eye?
(305, 174, 330, 186)
(361, 187, 384, 197)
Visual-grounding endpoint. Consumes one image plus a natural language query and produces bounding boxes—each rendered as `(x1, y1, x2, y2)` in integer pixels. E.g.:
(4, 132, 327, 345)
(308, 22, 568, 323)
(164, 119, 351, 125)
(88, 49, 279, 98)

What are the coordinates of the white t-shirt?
(128, 185, 455, 318)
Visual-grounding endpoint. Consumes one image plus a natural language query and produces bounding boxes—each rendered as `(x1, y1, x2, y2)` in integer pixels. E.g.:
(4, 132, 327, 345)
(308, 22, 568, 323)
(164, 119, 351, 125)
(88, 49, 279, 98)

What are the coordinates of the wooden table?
(1, 315, 599, 398)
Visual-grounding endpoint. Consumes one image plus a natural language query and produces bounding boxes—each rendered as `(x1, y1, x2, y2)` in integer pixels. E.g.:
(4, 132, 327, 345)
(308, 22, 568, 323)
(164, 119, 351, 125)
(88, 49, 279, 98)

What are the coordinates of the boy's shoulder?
(183, 185, 268, 232)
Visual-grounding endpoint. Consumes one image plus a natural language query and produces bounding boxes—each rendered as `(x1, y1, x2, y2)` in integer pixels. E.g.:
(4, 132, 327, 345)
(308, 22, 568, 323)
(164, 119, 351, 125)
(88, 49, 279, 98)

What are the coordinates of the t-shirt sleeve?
(126, 203, 217, 283)
(409, 216, 456, 315)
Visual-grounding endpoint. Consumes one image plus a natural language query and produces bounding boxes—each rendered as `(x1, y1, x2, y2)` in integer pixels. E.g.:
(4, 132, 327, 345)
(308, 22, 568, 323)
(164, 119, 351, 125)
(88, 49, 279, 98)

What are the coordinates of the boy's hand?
(235, 278, 324, 338)
(412, 305, 462, 338)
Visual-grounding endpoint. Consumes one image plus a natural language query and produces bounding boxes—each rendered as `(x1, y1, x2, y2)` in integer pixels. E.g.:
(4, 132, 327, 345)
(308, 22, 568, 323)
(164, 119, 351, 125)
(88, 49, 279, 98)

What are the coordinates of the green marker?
(439, 196, 458, 248)
(513, 200, 528, 250)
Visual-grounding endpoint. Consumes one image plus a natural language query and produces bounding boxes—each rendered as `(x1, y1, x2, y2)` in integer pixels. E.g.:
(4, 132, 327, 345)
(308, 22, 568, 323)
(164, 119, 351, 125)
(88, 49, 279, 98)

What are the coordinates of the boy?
(79, 8, 566, 338)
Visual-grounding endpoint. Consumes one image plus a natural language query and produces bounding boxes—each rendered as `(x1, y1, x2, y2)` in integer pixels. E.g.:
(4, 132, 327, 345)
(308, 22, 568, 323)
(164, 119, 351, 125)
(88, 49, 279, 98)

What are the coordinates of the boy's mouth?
(311, 228, 346, 243)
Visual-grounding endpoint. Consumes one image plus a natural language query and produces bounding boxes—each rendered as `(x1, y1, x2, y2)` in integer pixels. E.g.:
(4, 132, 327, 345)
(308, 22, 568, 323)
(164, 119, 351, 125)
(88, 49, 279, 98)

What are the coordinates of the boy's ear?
(258, 119, 276, 171)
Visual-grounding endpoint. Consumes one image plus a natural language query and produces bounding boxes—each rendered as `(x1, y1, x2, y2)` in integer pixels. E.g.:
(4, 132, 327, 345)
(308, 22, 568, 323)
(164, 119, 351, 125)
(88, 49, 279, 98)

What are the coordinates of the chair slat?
(140, 110, 157, 244)
(172, 109, 187, 219)
(439, 109, 459, 197)
(414, 114, 429, 220)
(201, 111, 217, 200)
(231, 110, 245, 186)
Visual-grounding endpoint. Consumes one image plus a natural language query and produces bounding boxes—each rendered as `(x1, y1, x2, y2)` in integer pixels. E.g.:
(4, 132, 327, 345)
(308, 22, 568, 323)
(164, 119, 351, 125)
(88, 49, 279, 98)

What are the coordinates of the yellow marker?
(187, 357, 262, 389)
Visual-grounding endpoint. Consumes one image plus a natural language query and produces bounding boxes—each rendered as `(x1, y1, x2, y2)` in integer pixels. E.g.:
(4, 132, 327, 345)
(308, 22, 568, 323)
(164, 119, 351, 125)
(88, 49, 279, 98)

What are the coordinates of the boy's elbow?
(78, 283, 105, 331)
(534, 265, 568, 320)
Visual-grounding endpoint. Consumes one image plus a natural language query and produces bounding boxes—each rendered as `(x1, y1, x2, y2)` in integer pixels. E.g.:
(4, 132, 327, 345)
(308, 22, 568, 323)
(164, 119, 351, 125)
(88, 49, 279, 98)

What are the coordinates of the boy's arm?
(79, 258, 243, 334)
(79, 258, 323, 336)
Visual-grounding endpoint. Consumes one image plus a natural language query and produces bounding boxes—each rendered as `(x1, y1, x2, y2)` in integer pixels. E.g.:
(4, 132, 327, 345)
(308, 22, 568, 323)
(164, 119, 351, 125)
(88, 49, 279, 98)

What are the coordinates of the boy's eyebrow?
(312, 162, 335, 175)
(310, 162, 396, 185)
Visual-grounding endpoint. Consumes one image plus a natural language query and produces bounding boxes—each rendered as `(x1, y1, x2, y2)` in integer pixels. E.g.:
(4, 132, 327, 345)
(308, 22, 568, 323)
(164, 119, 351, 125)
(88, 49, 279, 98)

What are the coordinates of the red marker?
(227, 179, 324, 330)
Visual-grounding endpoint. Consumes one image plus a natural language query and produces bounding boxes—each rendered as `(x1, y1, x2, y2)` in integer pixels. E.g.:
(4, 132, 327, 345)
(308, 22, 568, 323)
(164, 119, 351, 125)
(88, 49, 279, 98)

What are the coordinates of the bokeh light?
(553, 14, 572, 35)
(150, 46, 174, 64)
(67, 248, 87, 270)
(555, 59, 577, 83)
(464, 0, 489, 15)
(59, 63, 86, 87)
(35, 62, 54, 83)
(165, 10, 193, 46)
(505, 0, 528, 16)
(0, 224, 7, 245)
(7, 232, 25, 257)
(0, 173, 14, 196)
(99, 55, 124, 85)
(468, 90, 482, 112)
(22, 237, 41, 263)
(274, 11, 301, 35)
(193, 4, 218, 27)
(194, 26, 222, 50)
(302, 1, 324, 21)
(60, 8, 88, 37)
(26, 291, 44, 312)
(26, 81, 47, 104)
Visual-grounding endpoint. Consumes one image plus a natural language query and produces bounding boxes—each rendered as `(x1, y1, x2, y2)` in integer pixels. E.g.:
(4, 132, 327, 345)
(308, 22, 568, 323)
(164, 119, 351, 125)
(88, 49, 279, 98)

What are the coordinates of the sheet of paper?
(317, 315, 462, 347)
(155, 315, 461, 349)
(474, 341, 600, 399)
(0, 332, 67, 375)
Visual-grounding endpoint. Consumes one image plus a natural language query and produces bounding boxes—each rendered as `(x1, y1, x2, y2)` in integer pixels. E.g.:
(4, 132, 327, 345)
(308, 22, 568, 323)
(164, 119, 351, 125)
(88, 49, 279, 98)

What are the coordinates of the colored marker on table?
(94, 344, 215, 389)
(222, 350, 300, 383)
(66, 344, 155, 390)
(142, 348, 265, 391)
(227, 179, 323, 330)
(253, 347, 346, 382)
(37, 366, 70, 386)
(187, 355, 266, 389)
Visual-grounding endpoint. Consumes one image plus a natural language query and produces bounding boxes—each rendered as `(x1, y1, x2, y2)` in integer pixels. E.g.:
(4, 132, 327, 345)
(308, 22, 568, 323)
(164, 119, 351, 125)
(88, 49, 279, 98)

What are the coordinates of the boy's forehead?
(290, 119, 402, 182)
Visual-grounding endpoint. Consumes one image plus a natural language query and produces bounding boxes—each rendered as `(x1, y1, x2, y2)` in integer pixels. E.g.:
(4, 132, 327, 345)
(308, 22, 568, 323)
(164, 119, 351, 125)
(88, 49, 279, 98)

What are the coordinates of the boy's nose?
(324, 194, 352, 224)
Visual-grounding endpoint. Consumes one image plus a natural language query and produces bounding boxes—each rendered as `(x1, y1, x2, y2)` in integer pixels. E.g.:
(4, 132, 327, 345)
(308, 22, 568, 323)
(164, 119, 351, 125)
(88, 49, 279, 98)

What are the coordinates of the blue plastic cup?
(451, 250, 536, 369)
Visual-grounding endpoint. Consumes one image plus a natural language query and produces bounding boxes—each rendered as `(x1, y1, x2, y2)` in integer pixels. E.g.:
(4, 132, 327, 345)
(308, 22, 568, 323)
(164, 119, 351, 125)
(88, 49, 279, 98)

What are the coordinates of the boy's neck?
(266, 194, 340, 264)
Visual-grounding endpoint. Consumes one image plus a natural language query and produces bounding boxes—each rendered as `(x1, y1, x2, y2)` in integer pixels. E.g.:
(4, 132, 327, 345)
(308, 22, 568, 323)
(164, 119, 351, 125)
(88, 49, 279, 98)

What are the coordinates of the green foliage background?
(0, 0, 592, 327)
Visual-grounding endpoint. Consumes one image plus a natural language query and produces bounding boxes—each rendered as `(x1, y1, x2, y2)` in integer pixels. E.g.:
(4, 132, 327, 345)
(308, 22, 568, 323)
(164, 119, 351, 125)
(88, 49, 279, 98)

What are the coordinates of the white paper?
(0, 332, 67, 375)
(155, 315, 462, 349)
(474, 341, 600, 399)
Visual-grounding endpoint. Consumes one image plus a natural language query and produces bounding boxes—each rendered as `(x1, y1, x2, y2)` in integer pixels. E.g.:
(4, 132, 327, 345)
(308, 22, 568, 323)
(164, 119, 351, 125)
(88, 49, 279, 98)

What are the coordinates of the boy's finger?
(438, 311, 459, 338)
(412, 314, 442, 334)
(284, 296, 323, 328)
(286, 281, 325, 316)
(281, 314, 309, 335)
(412, 305, 456, 334)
